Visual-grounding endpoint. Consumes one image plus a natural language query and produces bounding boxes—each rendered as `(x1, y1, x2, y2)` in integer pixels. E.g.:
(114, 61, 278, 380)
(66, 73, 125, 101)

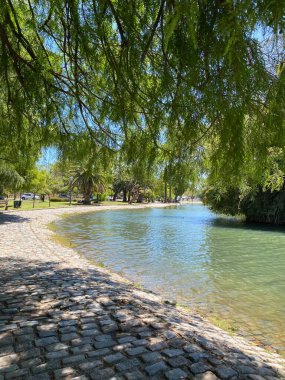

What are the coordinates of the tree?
(71, 166, 105, 205)
(203, 147, 285, 224)
(0, 1, 284, 179)
(0, 166, 24, 195)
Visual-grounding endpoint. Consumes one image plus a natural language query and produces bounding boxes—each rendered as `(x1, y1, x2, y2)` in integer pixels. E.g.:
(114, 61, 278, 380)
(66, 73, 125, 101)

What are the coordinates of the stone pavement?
(0, 206, 285, 380)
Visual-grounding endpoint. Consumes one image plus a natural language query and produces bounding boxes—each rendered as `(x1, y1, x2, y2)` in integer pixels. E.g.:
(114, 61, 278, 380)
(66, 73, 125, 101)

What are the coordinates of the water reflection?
(55, 205, 285, 354)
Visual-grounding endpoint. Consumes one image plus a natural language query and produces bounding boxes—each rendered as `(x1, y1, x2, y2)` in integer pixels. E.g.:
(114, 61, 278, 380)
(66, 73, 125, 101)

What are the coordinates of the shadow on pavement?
(0, 257, 284, 379)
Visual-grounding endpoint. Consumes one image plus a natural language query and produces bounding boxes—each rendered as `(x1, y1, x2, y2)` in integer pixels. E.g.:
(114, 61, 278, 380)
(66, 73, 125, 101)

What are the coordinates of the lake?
(55, 204, 285, 355)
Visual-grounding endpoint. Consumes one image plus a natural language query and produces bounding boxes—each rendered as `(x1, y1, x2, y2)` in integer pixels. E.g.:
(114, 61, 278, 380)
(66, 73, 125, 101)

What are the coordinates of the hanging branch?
(141, 0, 165, 62)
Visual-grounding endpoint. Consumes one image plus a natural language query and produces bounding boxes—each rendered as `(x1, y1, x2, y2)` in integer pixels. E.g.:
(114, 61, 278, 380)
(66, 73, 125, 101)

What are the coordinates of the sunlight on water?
(55, 205, 285, 354)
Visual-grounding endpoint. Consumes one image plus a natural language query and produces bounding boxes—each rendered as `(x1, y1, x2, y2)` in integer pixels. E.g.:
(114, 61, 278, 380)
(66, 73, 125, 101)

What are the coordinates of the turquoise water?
(55, 204, 285, 354)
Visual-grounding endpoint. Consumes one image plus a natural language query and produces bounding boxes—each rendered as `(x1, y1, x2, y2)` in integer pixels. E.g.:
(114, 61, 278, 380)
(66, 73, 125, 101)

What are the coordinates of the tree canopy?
(0, 1, 284, 198)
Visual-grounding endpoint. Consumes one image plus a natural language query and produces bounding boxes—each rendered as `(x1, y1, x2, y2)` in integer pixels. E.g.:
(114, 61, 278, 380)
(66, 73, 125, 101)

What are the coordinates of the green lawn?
(0, 199, 130, 211)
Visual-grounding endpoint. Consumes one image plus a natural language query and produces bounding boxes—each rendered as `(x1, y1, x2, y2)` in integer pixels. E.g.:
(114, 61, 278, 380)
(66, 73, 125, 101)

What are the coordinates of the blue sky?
(37, 147, 58, 167)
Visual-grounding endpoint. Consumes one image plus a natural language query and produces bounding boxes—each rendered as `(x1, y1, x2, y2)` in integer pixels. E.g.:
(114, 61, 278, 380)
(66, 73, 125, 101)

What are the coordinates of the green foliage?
(203, 146, 285, 224)
(49, 197, 65, 202)
(0, 165, 24, 193)
(0, 0, 284, 182)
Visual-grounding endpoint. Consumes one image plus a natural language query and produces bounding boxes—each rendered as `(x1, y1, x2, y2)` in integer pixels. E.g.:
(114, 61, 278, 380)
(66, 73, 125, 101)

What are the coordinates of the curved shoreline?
(0, 204, 285, 379)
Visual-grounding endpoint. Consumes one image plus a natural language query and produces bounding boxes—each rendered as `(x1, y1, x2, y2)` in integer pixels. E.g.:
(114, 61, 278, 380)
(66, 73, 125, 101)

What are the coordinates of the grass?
(0, 199, 130, 211)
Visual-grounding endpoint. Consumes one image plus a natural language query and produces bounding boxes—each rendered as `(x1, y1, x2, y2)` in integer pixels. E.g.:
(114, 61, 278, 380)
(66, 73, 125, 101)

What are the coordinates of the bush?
(203, 185, 285, 224)
(95, 193, 107, 201)
(49, 197, 65, 202)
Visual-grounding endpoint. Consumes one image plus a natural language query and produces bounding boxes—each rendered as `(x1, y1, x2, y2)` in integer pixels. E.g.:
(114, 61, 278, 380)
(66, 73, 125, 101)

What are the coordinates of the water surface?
(55, 204, 285, 354)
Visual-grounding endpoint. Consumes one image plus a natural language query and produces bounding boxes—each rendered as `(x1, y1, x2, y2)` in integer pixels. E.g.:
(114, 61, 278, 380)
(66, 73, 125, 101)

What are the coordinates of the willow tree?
(0, 1, 284, 181)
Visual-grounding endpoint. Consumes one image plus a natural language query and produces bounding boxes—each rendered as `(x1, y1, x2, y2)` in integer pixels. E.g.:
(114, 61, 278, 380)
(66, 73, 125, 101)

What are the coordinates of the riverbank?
(0, 204, 285, 379)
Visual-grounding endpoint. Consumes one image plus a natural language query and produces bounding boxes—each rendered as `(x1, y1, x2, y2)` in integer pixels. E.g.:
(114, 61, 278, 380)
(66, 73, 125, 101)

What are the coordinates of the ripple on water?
(55, 205, 285, 356)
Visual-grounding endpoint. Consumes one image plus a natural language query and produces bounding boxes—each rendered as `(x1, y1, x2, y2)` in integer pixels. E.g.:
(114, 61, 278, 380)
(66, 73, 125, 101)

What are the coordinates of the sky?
(37, 147, 58, 167)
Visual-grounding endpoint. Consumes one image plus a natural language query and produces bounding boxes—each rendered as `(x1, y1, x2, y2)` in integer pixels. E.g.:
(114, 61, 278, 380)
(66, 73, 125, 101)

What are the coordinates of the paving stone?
(15, 340, 34, 352)
(0, 364, 19, 374)
(90, 368, 115, 380)
(0, 333, 13, 346)
(72, 337, 93, 346)
(115, 358, 141, 372)
(38, 330, 58, 338)
(32, 361, 60, 375)
(101, 323, 118, 333)
(141, 351, 162, 363)
(79, 360, 102, 371)
(184, 344, 204, 353)
(29, 373, 50, 380)
(94, 334, 113, 342)
(46, 350, 69, 360)
(87, 348, 111, 358)
(257, 367, 276, 377)
(62, 354, 86, 365)
(80, 329, 100, 337)
(0, 353, 18, 368)
(167, 355, 189, 367)
(70, 344, 93, 355)
(21, 357, 42, 368)
(147, 341, 168, 351)
(113, 343, 132, 352)
(54, 367, 77, 379)
(163, 348, 184, 357)
(138, 330, 153, 338)
(35, 336, 59, 347)
(124, 369, 146, 379)
(118, 336, 136, 344)
(145, 360, 168, 376)
(103, 352, 124, 364)
(5, 368, 29, 378)
(59, 326, 77, 334)
(61, 333, 79, 342)
(46, 343, 69, 352)
(163, 330, 178, 339)
(0, 324, 17, 332)
(246, 375, 267, 380)
(0, 345, 14, 357)
(20, 348, 41, 360)
(126, 346, 148, 356)
(132, 339, 148, 346)
(238, 365, 258, 374)
(59, 320, 77, 327)
(165, 368, 188, 379)
(190, 362, 212, 375)
(81, 323, 97, 330)
(215, 365, 238, 379)
(189, 352, 209, 362)
(94, 339, 116, 349)
(193, 371, 220, 380)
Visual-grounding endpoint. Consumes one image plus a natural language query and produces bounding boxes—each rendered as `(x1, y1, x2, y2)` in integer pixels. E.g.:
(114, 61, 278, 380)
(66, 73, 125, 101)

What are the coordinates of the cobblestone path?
(0, 207, 285, 380)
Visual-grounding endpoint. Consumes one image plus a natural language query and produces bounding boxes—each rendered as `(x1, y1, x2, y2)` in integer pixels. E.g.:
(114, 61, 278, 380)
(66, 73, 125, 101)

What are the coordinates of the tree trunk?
(83, 194, 91, 205)
(123, 189, 127, 202)
(137, 193, 143, 203)
(164, 181, 167, 203)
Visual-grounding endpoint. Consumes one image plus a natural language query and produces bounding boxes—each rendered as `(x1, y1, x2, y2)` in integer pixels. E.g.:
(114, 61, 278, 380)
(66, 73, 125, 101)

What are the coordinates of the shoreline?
(0, 204, 285, 379)
(50, 204, 283, 355)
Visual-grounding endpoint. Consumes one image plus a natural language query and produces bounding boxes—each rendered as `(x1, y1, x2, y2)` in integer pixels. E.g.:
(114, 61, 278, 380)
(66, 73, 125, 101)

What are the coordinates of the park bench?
(0, 199, 8, 210)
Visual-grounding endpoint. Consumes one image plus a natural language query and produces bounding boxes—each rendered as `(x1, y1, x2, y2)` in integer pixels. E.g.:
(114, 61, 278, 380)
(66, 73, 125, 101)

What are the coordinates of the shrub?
(49, 197, 65, 202)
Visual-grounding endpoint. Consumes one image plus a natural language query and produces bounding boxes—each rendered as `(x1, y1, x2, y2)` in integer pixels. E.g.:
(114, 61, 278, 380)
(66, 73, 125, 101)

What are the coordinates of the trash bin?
(14, 200, 21, 208)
